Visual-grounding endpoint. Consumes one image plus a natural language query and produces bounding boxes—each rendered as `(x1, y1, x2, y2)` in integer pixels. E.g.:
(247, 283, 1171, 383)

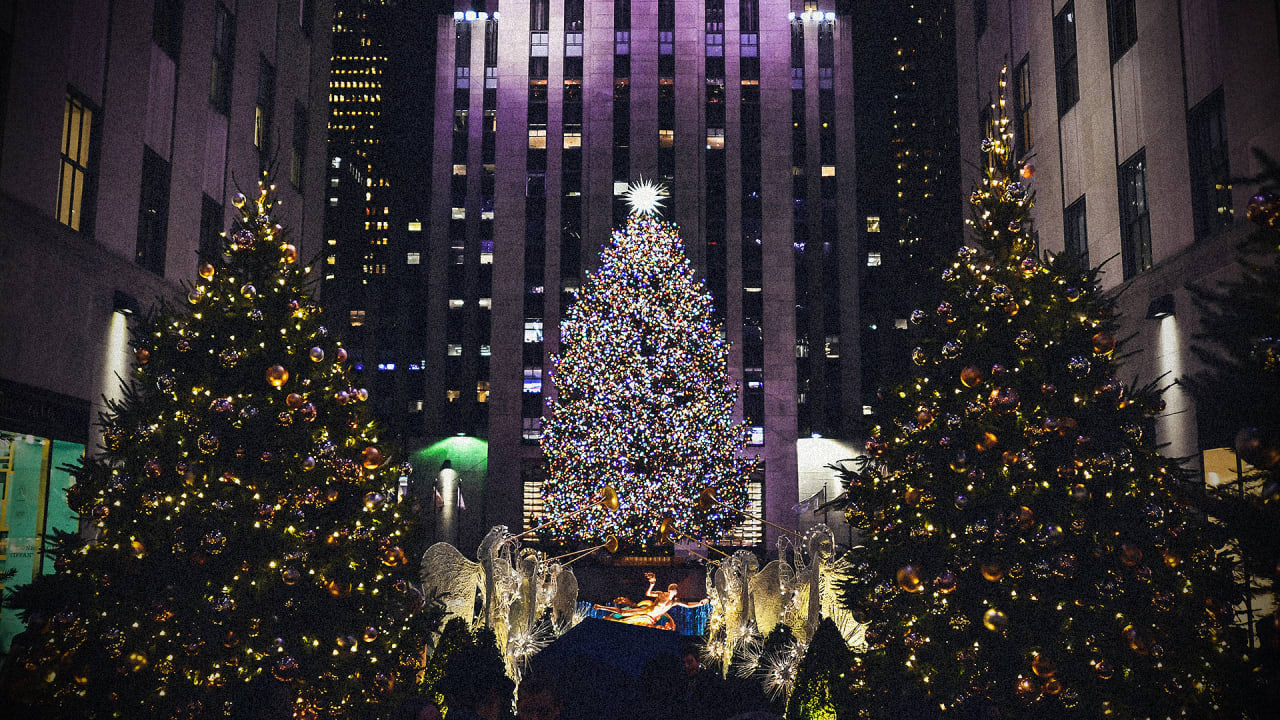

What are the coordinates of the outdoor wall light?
(1146, 293, 1175, 320)
(113, 290, 140, 316)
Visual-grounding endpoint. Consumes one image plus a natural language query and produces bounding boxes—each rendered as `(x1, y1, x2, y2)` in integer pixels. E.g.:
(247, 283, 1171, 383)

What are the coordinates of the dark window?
(255, 56, 275, 158)
(290, 102, 307, 188)
(56, 90, 100, 234)
(199, 194, 223, 260)
(1118, 149, 1152, 279)
(565, 0, 583, 31)
(614, 0, 631, 29)
(740, 0, 758, 32)
(974, 0, 988, 39)
(153, 0, 184, 59)
(0, 27, 9, 162)
(1053, 2, 1079, 116)
(210, 3, 235, 114)
(136, 147, 171, 275)
(659, 0, 674, 29)
(531, 0, 549, 31)
(1064, 196, 1088, 269)
(1106, 0, 1138, 62)
(299, 0, 314, 37)
(1013, 55, 1033, 157)
(1188, 88, 1232, 239)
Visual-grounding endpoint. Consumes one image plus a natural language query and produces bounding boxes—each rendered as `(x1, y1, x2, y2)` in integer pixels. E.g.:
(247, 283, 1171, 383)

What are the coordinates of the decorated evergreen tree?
(420, 617, 473, 713)
(4, 177, 437, 719)
(540, 180, 756, 548)
(785, 618, 854, 720)
(1184, 153, 1280, 713)
(834, 70, 1237, 717)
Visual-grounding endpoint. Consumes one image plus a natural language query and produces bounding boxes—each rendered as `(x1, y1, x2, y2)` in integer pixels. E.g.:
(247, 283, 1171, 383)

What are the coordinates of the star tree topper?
(623, 177, 669, 218)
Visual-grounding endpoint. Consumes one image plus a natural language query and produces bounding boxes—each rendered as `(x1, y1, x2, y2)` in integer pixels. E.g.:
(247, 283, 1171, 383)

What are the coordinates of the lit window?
(453, 164, 467, 175)
(523, 368, 542, 393)
(524, 319, 544, 343)
(326, 255, 336, 265)
(56, 92, 97, 232)
(821, 165, 836, 177)
(894, 318, 908, 330)
(863, 405, 873, 415)
(613, 181, 629, 195)
(824, 334, 840, 358)
(707, 129, 725, 150)
(749, 427, 764, 445)
(446, 389, 461, 402)
(659, 129, 674, 148)
(449, 298, 465, 308)
(452, 207, 466, 219)
(447, 344, 462, 356)
(528, 128, 547, 149)
(866, 216, 881, 232)
(480, 344, 491, 356)
(564, 132, 582, 149)
(478, 297, 492, 308)
(477, 380, 490, 403)
(349, 310, 366, 327)
(522, 417, 543, 441)
(408, 221, 422, 232)
(407, 252, 420, 265)
(867, 252, 882, 267)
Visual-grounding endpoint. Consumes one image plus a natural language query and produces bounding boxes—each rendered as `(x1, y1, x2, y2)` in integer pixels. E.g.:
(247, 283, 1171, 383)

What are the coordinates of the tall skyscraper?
(852, 0, 961, 413)
(418, 0, 859, 549)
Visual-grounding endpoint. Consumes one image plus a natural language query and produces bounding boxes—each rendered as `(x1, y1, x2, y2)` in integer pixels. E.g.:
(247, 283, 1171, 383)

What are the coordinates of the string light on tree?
(539, 179, 757, 548)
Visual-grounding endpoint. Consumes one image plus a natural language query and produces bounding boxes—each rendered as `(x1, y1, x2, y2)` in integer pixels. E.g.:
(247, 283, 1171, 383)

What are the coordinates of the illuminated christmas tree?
(4, 177, 437, 719)
(834, 70, 1237, 717)
(540, 180, 756, 548)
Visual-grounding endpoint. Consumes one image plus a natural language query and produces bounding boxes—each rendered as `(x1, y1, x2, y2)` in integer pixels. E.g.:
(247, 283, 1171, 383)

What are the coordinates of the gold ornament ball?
(282, 244, 298, 263)
(981, 563, 1005, 581)
(1031, 653, 1056, 677)
(134, 347, 150, 365)
(1095, 660, 1114, 679)
(904, 487, 922, 505)
(266, 364, 289, 387)
(381, 546, 407, 567)
(303, 456, 317, 471)
(960, 365, 984, 388)
(326, 488, 340, 502)
(1020, 163, 1036, 179)
(361, 446, 384, 469)
(326, 579, 353, 598)
(363, 626, 379, 642)
(935, 570, 957, 593)
(286, 392, 304, 408)
(126, 651, 149, 672)
(896, 566, 924, 592)
(976, 431, 999, 452)
(187, 288, 204, 304)
(199, 262, 215, 279)
(282, 567, 302, 585)
(1091, 331, 1117, 356)
(983, 607, 1008, 631)
(309, 346, 325, 363)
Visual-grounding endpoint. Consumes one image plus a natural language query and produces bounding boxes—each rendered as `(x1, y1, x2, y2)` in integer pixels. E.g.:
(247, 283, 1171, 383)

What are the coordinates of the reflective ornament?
(298, 402, 317, 422)
(134, 348, 150, 365)
(1065, 287, 1081, 302)
(278, 411, 294, 426)
(954, 494, 970, 510)
(1015, 330, 1036, 351)
(381, 546, 407, 567)
(232, 229, 255, 250)
(363, 626, 379, 642)
(1095, 660, 1114, 680)
(937, 301, 954, 321)
(176, 339, 191, 353)
(286, 393, 304, 408)
(1008, 219, 1022, 233)
(960, 366, 984, 387)
(232, 192, 247, 208)
(273, 656, 299, 682)
(1067, 356, 1091, 378)
(364, 491, 384, 507)
(991, 285, 1012, 303)
(935, 570, 957, 593)
(990, 387, 1020, 412)
(145, 459, 163, 478)
(1020, 163, 1036, 179)
(1032, 653, 1056, 677)
(327, 579, 352, 598)
(983, 607, 1008, 631)
(1091, 331, 1117, 356)
(1120, 544, 1143, 566)
(912, 347, 928, 366)
(199, 262, 216, 279)
(282, 244, 298, 263)
(219, 348, 240, 368)
(361, 446, 384, 469)
(975, 431, 998, 452)
(1020, 256, 1039, 275)
(1004, 182, 1027, 202)
(910, 309, 927, 325)
(127, 651, 149, 672)
(282, 567, 301, 585)
(203, 530, 226, 553)
(896, 566, 924, 592)
(336, 347, 349, 363)
(309, 346, 325, 362)
(198, 432, 220, 455)
(266, 364, 289, 387)
(1070, 483, 1090, 501)
(303, 456, 316, 471)
(942, 340, 963, 359)
(188, 288, 205, 304)
(979, 137, 995, 153)
(240, 283, 257, 299)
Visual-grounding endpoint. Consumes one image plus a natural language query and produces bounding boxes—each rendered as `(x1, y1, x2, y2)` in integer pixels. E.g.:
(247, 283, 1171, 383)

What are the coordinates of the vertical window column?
(56, 91, 99, 233)
(705, 1, 727, 318)
(791, 20, 810, 436)
(740, 0, 764, 442)
(817, 18, 841, 434)
(657, 0, 676, 184)
(1119, 149, 1152, 279)
(136, 147, 171, 275)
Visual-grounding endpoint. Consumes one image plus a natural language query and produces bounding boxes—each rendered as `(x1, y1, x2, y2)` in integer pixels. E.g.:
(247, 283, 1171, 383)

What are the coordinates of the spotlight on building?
(1145, 293, 1175, 320)
(113, 290, 140, 316)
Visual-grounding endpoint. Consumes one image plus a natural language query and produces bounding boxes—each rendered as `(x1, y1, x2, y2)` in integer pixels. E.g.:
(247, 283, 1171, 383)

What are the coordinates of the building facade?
(954, 1, 1280, 465)
(414, 0, 859, 550)
(0, 0, 332, 650)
